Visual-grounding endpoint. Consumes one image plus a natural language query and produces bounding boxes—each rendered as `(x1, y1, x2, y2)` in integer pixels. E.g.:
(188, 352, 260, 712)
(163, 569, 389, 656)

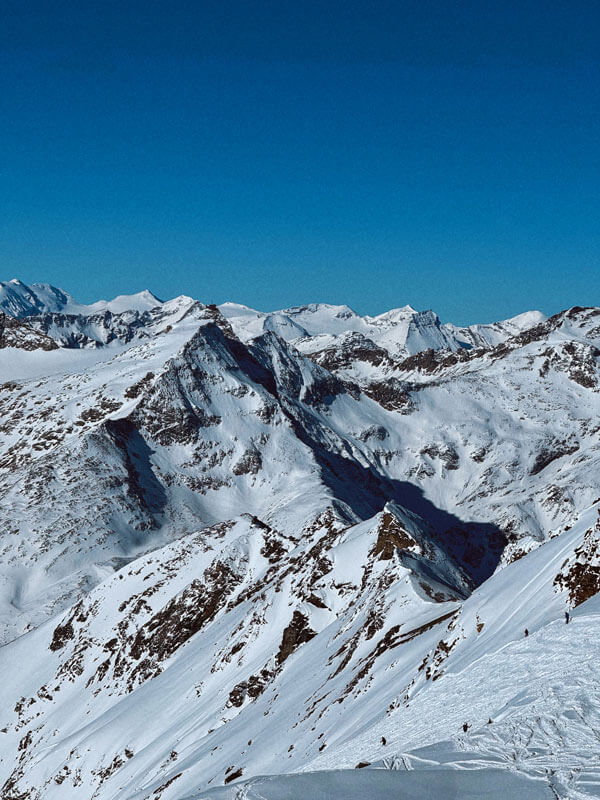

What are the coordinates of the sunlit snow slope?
(0, 281, 599, 799)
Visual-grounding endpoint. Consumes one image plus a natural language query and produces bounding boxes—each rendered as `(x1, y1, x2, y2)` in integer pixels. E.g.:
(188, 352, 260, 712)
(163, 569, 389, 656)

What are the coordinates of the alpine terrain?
(1, 277, 600, 799)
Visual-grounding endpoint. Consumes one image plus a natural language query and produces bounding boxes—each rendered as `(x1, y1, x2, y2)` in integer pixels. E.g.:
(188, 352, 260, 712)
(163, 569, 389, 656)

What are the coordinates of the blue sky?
(1, 1, 598, 324)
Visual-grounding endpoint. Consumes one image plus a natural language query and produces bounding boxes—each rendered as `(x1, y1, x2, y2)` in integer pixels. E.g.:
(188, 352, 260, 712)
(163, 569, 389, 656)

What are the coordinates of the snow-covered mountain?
(220, 300, 548, 390)
(0, 281, 598, 799)
(221, 301, 465, 355)
(0, 279, 164, 317)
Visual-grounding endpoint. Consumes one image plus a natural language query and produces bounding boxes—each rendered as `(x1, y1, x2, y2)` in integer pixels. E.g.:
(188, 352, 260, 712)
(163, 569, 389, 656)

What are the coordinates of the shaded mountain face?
(0, 282, 599, 799)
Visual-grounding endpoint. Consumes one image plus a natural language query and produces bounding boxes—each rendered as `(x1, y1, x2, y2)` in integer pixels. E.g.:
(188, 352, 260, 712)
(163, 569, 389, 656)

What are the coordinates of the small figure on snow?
(565, 610, 570, 624)
(381, 736, 387, 746)
(524, 628, 529, 636)
(462, 722, 470, 733)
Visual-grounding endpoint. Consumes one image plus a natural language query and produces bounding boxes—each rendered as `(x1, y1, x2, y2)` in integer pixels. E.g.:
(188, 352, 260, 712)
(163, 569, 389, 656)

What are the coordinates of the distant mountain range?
(0, 277, 546, 354)
(0, 279, 598, 799)
(0, 278, 164, 317)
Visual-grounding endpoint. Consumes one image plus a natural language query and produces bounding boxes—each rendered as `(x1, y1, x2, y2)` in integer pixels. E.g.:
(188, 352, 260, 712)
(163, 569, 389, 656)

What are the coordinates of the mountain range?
(0, 279, 599, 799)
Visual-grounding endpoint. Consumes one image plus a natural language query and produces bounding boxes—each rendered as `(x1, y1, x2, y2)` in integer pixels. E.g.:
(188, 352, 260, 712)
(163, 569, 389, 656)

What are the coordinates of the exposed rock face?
(276, 611, 317, 665)
(372, 512, 417, 560)
(530, 439, 580, 476)
(554, 518, 600, 607)
(0, 312, 58, 351)
(305, 332, 395, 373)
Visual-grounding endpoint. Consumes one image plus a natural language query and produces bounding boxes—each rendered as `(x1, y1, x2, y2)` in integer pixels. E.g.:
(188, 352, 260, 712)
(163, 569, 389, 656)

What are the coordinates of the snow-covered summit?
(81, 288, 164, 315)
(366, 303, 418, 323)
(448, 308, 548, 349)
(0, 279, 77, 316)
(220, 300, 547, 368)
(0, 279, 164, 317)
(0, 279, 549, 361)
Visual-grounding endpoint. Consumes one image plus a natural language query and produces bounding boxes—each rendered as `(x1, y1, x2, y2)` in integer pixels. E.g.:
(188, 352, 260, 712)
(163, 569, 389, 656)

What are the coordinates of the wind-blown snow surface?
(0, 281, 599, 799)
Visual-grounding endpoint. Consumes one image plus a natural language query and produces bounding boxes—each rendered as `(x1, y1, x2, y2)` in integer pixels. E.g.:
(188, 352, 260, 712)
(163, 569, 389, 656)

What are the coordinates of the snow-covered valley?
(1, 279, 600, 798)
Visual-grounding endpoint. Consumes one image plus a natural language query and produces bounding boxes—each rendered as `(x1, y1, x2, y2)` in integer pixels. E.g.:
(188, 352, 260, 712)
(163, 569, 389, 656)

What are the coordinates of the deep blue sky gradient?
(1, 1, 599, 324)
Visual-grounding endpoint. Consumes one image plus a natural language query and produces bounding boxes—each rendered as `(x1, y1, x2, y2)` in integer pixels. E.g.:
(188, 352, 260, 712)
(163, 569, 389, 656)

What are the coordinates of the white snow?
(0, 283, 599, 798)
(0, 279, 165, 317)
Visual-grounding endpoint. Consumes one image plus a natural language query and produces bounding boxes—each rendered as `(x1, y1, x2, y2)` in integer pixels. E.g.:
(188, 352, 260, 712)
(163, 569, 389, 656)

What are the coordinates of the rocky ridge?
(0, 281, 599, 798)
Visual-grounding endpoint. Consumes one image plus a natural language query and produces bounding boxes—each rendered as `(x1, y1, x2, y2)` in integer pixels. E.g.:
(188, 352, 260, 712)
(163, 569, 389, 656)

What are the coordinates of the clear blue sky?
(1, 1, 598, 324)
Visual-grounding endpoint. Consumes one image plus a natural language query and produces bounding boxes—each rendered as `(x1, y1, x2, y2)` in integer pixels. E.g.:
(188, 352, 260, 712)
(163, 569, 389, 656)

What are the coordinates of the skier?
(524, 628, 529, 636)
(381, 736, 387, 746)
(462, 722, 469, 733)
(565, 610, 570, 624)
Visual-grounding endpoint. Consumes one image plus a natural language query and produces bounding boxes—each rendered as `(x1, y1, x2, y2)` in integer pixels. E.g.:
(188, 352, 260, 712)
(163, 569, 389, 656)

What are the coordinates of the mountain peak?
(0, 280, 165, 318)
(85, 289, 164, 314)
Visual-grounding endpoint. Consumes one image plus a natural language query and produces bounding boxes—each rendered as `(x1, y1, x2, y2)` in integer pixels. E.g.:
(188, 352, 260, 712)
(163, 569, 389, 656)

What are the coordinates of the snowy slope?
(309, 504, 600, 799)
(1, 283, 600, 798)
(221, 301, 465, 358)
(195, 505, 600, 799)
(447, 309, 548, 349)
(191, 766, 553, 799)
